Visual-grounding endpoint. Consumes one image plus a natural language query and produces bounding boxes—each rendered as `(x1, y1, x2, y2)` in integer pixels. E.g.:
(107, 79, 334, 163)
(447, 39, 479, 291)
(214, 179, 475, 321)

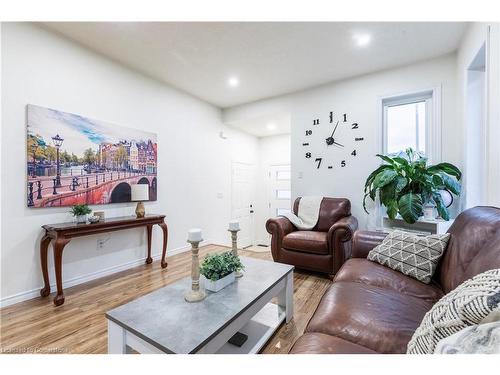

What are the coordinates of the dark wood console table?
(40, 215, 168, 306)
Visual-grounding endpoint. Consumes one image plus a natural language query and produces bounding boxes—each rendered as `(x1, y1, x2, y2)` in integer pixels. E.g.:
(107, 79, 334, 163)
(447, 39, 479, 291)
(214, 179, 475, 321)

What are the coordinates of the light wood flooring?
(0, 245, 331, 354)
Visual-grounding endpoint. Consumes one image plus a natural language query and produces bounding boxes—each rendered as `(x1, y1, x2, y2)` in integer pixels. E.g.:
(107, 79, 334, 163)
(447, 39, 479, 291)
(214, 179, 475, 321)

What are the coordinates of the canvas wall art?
(26, 104, 158, 208)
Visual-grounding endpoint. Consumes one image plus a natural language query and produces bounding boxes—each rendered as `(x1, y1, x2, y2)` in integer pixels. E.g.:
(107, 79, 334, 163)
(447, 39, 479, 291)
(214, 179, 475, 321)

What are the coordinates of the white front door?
(266, 165, 292, 244)
(231, 162, 255, 248)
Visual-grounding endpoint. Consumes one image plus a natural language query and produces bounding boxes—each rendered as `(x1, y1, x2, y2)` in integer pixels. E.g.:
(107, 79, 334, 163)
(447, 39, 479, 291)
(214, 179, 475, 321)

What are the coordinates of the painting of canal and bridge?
(26, 104, 157, 208)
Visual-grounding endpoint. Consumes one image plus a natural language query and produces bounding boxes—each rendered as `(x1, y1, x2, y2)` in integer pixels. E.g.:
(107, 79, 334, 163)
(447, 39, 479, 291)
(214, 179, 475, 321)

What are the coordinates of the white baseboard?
(0, 240, 212, 308)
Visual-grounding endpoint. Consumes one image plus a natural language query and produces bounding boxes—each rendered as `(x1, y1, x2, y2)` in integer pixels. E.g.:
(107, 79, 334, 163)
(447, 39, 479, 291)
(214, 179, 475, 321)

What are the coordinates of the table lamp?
(131, 184, 149, 218)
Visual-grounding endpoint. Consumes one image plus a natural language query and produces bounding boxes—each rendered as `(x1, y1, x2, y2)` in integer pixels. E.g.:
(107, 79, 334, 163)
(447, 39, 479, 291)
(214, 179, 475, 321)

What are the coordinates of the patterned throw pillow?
(367, 230, 450, 284)
(407, 269, 500, 354)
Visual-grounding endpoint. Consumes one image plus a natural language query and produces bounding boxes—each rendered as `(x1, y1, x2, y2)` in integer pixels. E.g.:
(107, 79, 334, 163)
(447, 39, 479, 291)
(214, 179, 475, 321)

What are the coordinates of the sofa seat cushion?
(335, 258, 444, 302)
(289, 332, 377, 354)
(306, 281, 435, 353)
(282, 231, 329, 255)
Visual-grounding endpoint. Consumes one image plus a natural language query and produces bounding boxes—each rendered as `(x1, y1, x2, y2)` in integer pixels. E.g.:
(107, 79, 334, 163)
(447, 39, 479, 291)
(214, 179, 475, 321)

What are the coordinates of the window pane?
(276, 189, 291, 199)
(277, 208, 291, 216)
(276, 170, 291, 180)
(386, 101, 426, 154)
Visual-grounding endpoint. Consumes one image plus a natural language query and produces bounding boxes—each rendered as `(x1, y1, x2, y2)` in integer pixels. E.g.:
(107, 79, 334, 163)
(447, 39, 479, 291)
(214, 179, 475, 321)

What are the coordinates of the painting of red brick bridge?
(26, 104, 157, 208)
(28, 171, 157, 208)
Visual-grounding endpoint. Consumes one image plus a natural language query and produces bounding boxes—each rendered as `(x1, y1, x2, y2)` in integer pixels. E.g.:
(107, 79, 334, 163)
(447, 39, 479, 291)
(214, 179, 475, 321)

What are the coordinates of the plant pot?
(201, 272, 235, 292)
(76, 214, 87, 224)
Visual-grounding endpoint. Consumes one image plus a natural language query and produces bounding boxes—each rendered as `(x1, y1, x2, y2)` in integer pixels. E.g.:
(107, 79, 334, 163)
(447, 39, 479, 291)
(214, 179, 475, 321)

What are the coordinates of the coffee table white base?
(107, 271, 293, 354)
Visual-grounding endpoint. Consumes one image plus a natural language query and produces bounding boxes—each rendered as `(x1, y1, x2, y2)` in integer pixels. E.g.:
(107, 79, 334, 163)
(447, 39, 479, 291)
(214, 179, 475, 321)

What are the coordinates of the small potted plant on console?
(70, 204, 92, 224)
(200, 251, 244, 292)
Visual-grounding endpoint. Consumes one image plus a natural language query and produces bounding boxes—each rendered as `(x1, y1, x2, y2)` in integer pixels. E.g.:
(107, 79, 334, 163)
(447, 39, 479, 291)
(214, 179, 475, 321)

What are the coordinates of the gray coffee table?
(106, 256, 294, 354)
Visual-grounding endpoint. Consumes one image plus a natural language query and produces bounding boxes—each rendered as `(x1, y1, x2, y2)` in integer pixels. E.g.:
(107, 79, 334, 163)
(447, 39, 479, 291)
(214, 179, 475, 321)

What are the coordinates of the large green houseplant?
(363, 148, 462, 224)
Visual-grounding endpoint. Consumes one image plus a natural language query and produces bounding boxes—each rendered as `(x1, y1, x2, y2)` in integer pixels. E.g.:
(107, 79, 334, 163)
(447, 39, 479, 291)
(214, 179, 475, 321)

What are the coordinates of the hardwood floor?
(0, 245, 331, 354)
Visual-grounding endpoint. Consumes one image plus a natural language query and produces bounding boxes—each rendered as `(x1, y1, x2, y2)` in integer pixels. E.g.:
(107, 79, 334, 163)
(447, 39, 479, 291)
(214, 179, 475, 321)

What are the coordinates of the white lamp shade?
(131, 184, 149, 201)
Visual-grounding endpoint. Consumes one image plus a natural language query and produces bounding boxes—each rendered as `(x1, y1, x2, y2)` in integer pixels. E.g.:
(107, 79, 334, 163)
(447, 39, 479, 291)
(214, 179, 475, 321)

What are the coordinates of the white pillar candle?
(188, 228, 203, 242)
(229, 220, 240, 231)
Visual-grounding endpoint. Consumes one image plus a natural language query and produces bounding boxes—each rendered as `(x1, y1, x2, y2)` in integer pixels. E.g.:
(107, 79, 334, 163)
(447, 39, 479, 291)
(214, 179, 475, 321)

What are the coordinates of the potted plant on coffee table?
(70, 204, 92, 224)
(200, 251, 244, 292)
(363, 148, 462, 224)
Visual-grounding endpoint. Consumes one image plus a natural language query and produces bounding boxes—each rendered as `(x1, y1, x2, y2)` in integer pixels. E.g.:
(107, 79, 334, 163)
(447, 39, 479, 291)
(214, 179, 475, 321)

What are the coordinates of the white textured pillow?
(407, 269, 500, 354)
(367, 230, 450, 284)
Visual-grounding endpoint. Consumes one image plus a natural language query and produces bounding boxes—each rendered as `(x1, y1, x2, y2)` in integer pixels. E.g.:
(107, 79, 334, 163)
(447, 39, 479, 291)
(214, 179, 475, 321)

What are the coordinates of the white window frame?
(380, 87, 442, 163)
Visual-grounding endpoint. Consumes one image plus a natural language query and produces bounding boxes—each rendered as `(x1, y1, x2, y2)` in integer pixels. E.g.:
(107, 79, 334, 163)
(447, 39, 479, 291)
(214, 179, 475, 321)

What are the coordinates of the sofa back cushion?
(436, 206, 500, 293)
(293, 197, 351, 232)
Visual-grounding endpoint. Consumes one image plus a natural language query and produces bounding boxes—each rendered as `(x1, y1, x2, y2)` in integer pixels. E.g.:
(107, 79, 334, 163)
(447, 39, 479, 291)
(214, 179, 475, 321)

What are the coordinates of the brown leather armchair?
(266, 197, 358, 277)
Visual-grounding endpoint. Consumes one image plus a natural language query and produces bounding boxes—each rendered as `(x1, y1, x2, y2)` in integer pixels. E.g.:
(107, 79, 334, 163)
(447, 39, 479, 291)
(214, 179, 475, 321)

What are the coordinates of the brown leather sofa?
(266, 197, 358, 277)
(289, 206, 500, 354)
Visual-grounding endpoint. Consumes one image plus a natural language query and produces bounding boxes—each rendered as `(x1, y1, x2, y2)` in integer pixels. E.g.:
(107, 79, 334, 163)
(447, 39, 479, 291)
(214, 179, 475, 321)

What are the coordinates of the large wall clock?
(302, 110, 364, 170)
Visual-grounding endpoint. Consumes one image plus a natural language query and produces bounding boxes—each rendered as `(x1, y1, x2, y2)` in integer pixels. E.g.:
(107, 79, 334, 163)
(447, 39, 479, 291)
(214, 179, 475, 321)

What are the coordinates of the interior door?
(231, 162, 255, 248)
(268, 164, 292, 222)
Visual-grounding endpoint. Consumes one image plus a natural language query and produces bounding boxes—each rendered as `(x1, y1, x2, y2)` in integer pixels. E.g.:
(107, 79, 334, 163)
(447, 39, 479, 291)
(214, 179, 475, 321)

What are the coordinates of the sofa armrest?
(266, 217, 295, 261)
(351, 230, 388, 259)
(327, 215, 358, 274)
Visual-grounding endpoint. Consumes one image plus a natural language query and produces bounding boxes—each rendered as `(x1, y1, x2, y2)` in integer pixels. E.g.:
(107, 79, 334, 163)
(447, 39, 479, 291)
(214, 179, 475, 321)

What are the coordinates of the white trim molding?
(0, 240, 212, 308)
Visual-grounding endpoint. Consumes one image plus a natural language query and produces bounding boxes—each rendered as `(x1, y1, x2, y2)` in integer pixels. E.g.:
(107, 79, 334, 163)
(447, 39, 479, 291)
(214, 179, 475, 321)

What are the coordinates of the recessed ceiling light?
(267, 122, 276, 130)
(228, 76, 239, 87)
(353, 34, 371, 47)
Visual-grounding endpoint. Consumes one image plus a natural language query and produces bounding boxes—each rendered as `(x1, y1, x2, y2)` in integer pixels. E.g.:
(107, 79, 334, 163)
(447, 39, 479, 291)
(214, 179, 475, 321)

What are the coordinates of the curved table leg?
(159, 222, 168, 269)
(39, 234, 52, 297)
(145, 224, 153, 264)
(53, 236, 70, 306)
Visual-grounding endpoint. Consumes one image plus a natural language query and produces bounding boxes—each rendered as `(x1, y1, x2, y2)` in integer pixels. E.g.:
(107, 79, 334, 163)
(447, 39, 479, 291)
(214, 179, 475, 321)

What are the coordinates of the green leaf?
(376, 154, 396, 165)
(432, 192, 450, 221)
(380, 181, 397, 206)
(427, 162, 462, 180)
(440, 173, 461, 195)
(364, 165, 391, 189)
(373, 169, 398, 189)
(394, 176, 408, 193)
(398, 193, 423, 224)
(386, 200, 398, 219)
(432, 174, 444, 187)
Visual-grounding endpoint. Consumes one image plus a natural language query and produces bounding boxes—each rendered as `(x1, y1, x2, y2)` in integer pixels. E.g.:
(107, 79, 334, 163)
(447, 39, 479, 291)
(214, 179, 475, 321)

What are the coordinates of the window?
(276, 189, 291, 200)
(383, 91, 436, 158)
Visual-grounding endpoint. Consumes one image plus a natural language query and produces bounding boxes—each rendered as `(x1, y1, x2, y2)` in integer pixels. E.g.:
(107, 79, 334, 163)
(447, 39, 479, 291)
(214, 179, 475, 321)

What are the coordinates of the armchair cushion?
(283, 231, 329, 255)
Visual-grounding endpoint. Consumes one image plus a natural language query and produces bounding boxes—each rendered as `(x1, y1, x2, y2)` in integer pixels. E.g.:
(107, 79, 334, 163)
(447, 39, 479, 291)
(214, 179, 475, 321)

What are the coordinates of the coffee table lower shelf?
(216, 302, 285, 354)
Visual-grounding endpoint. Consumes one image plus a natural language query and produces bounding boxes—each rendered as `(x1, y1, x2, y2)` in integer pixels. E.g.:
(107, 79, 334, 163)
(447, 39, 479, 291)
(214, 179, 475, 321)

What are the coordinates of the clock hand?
(331, 121, 339, 137)
(333, 141, 344, 147)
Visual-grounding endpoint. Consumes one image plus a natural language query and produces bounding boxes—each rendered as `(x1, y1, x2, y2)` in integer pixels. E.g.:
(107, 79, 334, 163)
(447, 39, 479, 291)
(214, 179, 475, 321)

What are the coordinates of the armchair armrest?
(266, 217, 295, 261)
(327, 215, 358, 274)
(351, 230, 388, 259)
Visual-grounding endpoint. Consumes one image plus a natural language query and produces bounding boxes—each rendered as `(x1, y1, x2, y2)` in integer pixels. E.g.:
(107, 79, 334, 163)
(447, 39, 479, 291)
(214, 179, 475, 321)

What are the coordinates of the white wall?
(224, 54, 458, 229)
(254, 134, 291, 245)
(0, 23, 259, 306)
(457, 23, 500, 208)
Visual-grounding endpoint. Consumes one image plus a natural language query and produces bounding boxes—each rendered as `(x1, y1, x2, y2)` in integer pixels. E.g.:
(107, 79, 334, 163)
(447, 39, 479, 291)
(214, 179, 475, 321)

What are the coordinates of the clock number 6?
(314, 158, 322, 169)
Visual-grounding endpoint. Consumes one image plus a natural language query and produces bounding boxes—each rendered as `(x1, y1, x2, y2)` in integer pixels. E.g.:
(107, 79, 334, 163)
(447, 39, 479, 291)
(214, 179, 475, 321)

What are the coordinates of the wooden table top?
(42, 214, 166, 232)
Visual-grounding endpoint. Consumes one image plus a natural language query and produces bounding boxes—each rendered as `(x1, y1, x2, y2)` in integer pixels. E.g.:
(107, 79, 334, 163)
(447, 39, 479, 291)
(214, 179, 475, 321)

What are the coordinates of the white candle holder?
(184, 239, 206, 303)
(228, 229, 243, 278)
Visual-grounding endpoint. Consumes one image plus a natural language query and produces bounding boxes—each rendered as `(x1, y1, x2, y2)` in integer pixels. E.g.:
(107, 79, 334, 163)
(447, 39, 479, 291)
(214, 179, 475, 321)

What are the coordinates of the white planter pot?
(76, 214, 87, 224)
(201, 272, 235, 292)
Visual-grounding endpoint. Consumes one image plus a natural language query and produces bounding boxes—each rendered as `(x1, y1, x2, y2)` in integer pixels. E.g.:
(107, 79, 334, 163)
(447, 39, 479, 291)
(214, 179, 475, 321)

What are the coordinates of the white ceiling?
(41, 22, 468, 109)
